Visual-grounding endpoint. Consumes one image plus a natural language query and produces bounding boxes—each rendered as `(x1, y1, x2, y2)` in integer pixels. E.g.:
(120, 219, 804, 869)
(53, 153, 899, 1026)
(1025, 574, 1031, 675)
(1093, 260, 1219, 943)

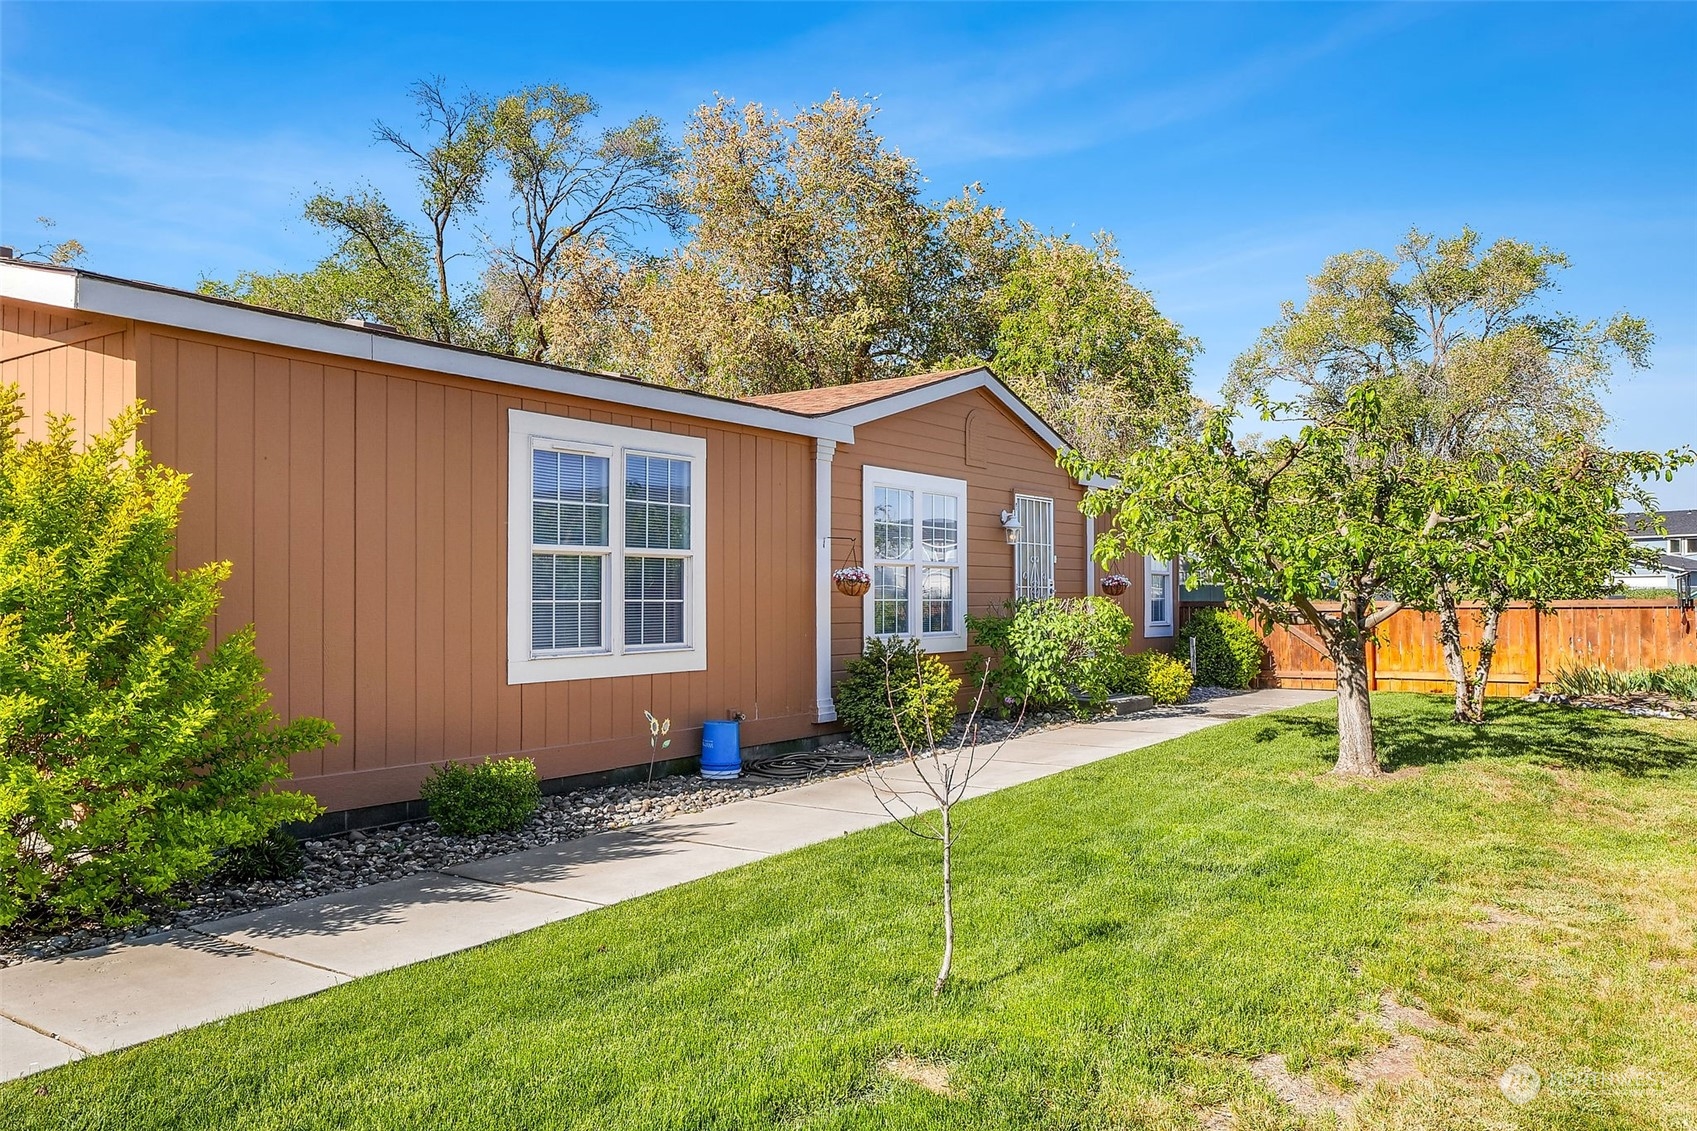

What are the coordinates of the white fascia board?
(0, 262, 78, 308)
(1, 265, 853, 444)
(827, 369, 1068, 451)
(823, 368, 1102, 487)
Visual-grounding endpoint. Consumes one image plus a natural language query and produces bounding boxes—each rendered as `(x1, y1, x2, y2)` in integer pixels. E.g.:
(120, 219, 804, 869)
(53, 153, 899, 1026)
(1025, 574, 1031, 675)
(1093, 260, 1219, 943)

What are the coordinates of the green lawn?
(7, 694, 1695, 1130)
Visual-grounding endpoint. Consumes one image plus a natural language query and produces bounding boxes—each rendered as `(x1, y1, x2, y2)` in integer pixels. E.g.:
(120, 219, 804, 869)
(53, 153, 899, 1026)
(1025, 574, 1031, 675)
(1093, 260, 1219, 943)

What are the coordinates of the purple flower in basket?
(1100, 573, 1131, 596)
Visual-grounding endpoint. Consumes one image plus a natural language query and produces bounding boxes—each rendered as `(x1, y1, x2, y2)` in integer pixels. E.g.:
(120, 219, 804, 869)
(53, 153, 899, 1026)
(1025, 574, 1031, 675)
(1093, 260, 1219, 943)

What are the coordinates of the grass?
(6, 694, 1695, 1130)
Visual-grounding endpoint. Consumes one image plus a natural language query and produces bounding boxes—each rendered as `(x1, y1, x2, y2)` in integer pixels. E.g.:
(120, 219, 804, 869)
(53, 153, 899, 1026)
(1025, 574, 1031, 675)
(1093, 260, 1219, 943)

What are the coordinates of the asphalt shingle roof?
(741, 369, 981, 416)
(1625, 509, 1697, 537)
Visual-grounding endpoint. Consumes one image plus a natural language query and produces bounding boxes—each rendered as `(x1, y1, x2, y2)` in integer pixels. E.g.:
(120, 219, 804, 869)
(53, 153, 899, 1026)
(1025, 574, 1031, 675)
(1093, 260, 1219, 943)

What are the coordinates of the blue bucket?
(700, 719, 741, 780)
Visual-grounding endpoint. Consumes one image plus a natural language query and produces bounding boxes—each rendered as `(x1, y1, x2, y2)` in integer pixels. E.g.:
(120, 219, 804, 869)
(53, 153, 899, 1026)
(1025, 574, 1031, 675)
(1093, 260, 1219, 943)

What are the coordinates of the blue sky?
(4, 2, 1694, 504)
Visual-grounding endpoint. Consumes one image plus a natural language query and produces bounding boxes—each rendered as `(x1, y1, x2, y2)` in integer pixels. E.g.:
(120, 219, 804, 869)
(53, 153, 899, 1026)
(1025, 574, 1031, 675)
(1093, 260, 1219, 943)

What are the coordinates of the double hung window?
(508, 410, 706, 683)
(1145, 554, 1173, 637)
(864, 466, 968, 653)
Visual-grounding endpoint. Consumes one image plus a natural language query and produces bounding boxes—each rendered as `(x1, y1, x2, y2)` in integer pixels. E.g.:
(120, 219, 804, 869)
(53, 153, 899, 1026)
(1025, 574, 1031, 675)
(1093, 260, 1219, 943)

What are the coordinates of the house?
(0, 260, 1172, 825)
(1617, 510, 1697, 590)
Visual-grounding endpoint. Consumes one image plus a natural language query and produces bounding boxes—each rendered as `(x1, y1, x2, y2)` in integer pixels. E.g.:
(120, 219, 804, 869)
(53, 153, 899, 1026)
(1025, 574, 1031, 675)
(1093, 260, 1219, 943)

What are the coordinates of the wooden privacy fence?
(1182, 601, 1697, 697)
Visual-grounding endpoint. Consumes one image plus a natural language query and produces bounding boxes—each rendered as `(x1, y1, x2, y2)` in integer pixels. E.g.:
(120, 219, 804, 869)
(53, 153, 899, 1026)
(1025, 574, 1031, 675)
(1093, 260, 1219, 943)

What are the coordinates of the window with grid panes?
(507, 411, 706, 683)
(863, 466, 967, 653)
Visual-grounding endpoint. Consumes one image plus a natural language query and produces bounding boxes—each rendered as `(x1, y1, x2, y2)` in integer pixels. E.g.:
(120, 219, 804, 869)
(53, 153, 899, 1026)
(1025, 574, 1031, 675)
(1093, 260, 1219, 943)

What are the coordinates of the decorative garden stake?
(643, 710, 671, 782)
(1100, 573, 1130, 596)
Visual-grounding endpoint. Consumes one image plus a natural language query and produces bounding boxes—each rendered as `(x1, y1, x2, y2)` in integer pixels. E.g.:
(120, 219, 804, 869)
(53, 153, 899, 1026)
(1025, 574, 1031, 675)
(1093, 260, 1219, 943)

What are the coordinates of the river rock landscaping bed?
(4, 699, 1181, 966)
(1524, 688, 1697, 720)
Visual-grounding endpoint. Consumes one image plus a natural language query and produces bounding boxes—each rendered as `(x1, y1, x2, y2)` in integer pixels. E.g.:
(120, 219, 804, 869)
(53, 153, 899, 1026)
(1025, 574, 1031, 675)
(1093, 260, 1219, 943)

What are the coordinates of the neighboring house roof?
(0, 260, 853, 443)
(1624, 509, 1697, 537)
(1657, 553, 1697, 575)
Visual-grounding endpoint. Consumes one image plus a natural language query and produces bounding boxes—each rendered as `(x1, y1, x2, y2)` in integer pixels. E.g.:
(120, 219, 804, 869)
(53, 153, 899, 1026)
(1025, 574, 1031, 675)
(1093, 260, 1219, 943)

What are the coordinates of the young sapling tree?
(861, 649, 1028, 997)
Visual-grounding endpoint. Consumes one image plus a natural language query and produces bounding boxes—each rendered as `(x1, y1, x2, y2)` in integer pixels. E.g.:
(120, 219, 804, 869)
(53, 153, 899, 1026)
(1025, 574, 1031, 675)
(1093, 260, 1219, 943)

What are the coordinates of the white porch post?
(1085, 513, 1096, 594)
(814, 438, 839, 723)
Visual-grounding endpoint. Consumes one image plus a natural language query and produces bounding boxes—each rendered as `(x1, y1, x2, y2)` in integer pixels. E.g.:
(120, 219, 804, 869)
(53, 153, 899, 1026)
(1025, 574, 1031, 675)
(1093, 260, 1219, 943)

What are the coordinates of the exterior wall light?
(999, 508, 1022, 545)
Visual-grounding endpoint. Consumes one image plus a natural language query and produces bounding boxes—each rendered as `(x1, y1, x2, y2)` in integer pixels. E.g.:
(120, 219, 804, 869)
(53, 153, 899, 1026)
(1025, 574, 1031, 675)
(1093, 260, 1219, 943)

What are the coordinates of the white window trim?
(1013, 493, 1056, 600)
(507, 409, 707, 684)
(1145, 554, 1173, 638)
(862, 464, 969, 654)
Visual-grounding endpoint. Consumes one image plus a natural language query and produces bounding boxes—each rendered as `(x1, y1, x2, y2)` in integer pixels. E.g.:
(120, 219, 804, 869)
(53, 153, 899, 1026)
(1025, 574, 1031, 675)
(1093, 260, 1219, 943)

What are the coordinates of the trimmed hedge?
(420, 757, 541, 835)
(1175, 608, 1265, 689)
(1123, 650, 1194, 705)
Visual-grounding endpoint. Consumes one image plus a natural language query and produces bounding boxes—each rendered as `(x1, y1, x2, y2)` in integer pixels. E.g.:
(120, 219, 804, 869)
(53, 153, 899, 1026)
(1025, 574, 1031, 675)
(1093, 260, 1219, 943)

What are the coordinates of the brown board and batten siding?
(1, 304, 134, 444)
(4, 297, 822, 814)
(827, 385, 1149, 685)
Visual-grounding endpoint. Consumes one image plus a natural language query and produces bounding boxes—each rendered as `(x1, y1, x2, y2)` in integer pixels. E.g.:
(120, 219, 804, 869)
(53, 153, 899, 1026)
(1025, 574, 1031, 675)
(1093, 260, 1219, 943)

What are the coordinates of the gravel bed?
(1, 708, 1103, 966)
(1523, 689, 1697, 720)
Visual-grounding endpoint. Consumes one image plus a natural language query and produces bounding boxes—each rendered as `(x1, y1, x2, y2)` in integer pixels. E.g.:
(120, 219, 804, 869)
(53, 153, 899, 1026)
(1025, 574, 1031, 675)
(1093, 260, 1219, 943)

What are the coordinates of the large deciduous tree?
(612, 94, 1011, 395)
(1228, 227, 1687, 721)
(200, 82, 1198, 413)
(1070, 384, 1443, 776)
(201, 191, 447, 338)
(372, 78, 495, 341)
(486, 84, 680, 361)
(985, 232, 1197, 460)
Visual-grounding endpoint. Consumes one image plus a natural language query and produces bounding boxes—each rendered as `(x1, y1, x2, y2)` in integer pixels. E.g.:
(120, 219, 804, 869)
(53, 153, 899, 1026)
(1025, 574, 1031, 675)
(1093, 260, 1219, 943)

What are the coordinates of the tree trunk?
(1464, 601, 1505, 724)
(1434, 584, 1476, 723)
(933, 804, 954, 998)
(1331, 636, 1382, 776)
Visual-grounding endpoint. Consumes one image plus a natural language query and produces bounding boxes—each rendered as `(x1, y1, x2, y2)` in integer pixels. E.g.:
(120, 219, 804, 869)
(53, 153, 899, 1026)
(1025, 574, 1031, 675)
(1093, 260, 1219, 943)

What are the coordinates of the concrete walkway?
(0, 689, 1330, 1081)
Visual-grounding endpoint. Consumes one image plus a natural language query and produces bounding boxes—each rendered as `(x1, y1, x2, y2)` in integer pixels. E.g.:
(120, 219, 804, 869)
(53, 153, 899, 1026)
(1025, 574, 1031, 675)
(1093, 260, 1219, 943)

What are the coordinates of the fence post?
(1189, 636, 1197, 679)
(1367, 636, 1378, 692)
(1532, 606, 1543, 692)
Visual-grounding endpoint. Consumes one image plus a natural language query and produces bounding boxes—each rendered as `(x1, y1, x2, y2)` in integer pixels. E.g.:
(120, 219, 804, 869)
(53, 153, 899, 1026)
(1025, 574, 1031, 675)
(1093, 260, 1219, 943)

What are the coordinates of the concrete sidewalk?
(0, 689, 1330, 1081)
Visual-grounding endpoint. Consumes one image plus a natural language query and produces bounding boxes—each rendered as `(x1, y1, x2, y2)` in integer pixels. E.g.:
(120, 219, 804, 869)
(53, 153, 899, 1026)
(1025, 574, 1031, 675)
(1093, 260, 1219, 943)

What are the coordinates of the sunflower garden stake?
(644, 710, 671, 782)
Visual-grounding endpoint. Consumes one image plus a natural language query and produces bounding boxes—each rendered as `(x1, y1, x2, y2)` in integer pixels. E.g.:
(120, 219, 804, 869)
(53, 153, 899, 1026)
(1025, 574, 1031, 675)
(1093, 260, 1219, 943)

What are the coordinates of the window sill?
(508, 645, 707, 685)
(873, 632, 967, 654)
(1145, 623, 1174, 639)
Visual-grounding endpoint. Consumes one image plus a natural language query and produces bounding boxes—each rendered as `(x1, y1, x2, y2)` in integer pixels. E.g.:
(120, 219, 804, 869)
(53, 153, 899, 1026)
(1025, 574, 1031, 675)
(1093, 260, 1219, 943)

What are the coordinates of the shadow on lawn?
(1253, 699, 1697, 778)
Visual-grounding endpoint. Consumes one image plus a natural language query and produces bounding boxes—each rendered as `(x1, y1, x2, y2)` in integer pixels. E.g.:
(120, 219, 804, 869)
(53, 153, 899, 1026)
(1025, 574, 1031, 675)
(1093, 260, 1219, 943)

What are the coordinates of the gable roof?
(1625, 510, 1697, 537)
(745, 366, 1072, 456)
(744, 369, 980, 415)
(1658, 553, 1697, 575)
(0, 260, 853, 443)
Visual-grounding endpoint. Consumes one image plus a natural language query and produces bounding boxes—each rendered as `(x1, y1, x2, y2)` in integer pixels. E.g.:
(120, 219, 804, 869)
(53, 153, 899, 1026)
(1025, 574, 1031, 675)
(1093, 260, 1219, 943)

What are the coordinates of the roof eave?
(0, 262, 854, 444)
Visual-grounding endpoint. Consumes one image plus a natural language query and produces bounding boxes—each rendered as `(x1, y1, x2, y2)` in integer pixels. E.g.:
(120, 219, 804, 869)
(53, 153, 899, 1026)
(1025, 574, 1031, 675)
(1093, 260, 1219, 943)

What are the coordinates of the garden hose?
(741, 749, 873, 780)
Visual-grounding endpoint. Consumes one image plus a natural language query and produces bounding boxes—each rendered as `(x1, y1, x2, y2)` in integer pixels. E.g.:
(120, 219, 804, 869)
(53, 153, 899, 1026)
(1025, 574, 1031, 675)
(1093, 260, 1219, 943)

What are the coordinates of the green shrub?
(969, 597, 1137, 715)
(966, 602, 1031, 713)
(1175, 608, 1264, 689)
(420, 757, 541, 835)
(215, 829, 306, 884)
(835, 637, 961, 754)
(1123, 650, 1195, 705)
(0, 389, 330, 930)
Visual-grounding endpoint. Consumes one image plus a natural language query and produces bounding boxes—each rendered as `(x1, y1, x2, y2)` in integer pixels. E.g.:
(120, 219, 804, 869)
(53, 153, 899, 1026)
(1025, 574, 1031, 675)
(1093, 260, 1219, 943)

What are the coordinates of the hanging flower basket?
(833, 566, 871, 597)
(1100, 573, 1130, 596)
